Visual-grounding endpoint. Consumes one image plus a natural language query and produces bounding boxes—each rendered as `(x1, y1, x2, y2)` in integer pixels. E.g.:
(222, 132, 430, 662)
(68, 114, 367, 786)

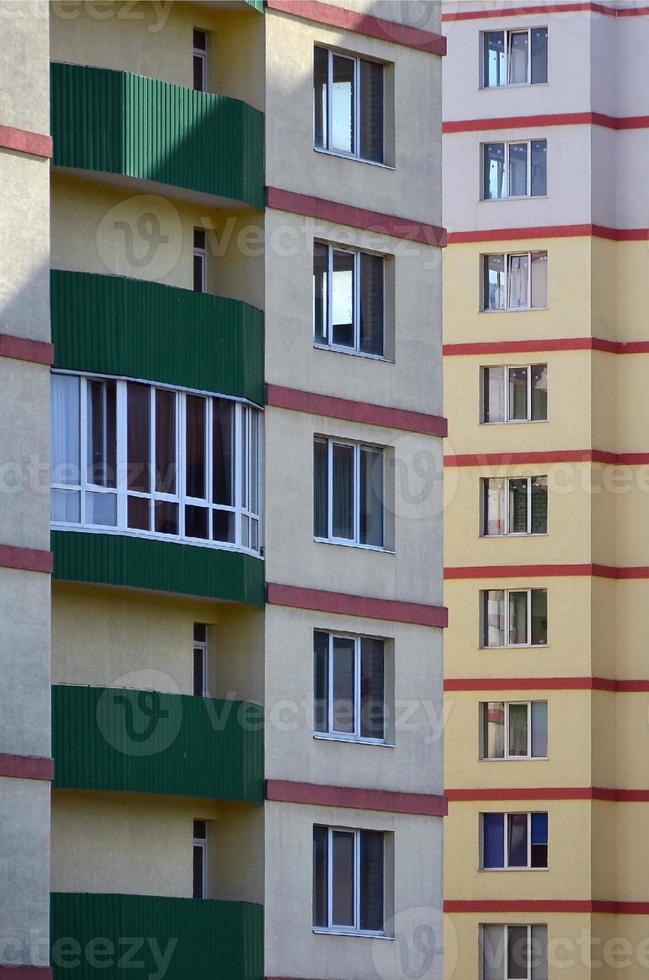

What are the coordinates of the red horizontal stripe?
(446, 563, 649, 580)
(447, 224, 648, 244)
(0, 124, 52, 159)
(443, 337, 649, 355)
(266, 384, 447, 437)
(267, 187, 447, 247)
(444, 676, 615, 692)
(266, 0, 447, 53)
(447, 787, 649, 802)
(0, 753, 54, 782)
(446, 899, 649, 914)
(0, 545, 53, 575)
(0, 971, 52, 980)
(444, 112, 649, 133)
(444, 450, 649, 466)
(266, 582, 448, 628)
(442, 3, 619, 22)
(266, 779, 448, 816)
(0, 333, 54, 366)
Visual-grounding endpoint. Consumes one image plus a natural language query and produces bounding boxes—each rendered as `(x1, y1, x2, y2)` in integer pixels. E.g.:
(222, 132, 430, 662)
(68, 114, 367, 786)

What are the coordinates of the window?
(314, 631, 385, 742)
(51, 374, 262, 554)
(482, 477, 547, 536)
(313, 826, 385, 934)
(481, 924, 548, 980)
(194, 623, 208, 697)
(193, 819, 207, 898)
(481, 365, 547, 423)
(483, 140, 547, 199)
(481, 701, 548, 760)
(314, 438, 384, 548)
(482, 28, 548, 87)
(313, 242, 384, 356)
(482, 589, 547, 647)
(193, 30, 207, 92)
(482, 252, 547, 311)
(193, 228, 206, 292)
(482, 812, 548, 869)
(313, 46, 384, 163)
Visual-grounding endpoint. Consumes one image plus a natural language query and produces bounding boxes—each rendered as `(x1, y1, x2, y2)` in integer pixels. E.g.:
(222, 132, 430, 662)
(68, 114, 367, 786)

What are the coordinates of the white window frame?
(313, 242, 385, 359)
(481, 923, 544, 980)
(480, 364, 548, 425)
(481, 589, 547, 648)
(51, 372, 263, 557)
(482, 252, 547, 312)
(481, 701, 548, 761)
(193, 820, 207, 899)
(482, 140, 545, 200)
(193, 30, 207, 92)
(481, 812, 548, 870)
(314, 631, 386, 745)
(315, 437, 385, 551)
(193, 231, 207, 293)
(481, 476, 548, 537)
(481, 27, 547, 88)
(314, 47, 384, 164)
(314, 826, 385, 938)
(193, 625, 208, 697)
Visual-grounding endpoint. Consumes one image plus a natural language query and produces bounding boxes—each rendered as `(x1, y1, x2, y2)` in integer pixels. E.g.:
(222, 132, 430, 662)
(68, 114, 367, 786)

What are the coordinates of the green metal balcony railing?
(51, 271, 264, 405)
(51, 893, 263, 980)
(52, 685, 264, 804)
(51, 63, 264, 208)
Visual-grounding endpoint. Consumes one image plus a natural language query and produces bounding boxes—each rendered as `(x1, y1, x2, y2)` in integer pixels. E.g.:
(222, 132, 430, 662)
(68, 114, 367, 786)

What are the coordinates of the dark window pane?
(155, 389, 176, 493)
(186, 505, 209, 539)
(483, 813, 504, 868)
(155, 500, 178, 535)
(360, 446, 383, 547)
(186, 395, 206, 499)
(508, 478, 528, 533)
(531, 812, 548, 868)
(193, 647, 205, 697)
(531, 926, 548, 980)
(193, 29, 206, 50)
(314, 46, 328, 149)
(193, 844, 204, 899)
(531, 589, 547, 645)
(332, 250, 354, 348)
(508, 703, 528, 756)
(359, 59, 383, 162)
(314, 439, 329, 538)
(193, 819, 207, 839)
(313, 242, 329, 344)
(194, 228, 206, 249)
(360, 637, 384, 739)
(484, 30, 505, 87)
(212, 509, 235, 543)
(331, 830, 355, 926)
(531, 139, 547, 196)
(359, 830, 384, 931)
(193, 54, 205, 92)
(531, 364, 548, 420)
(127, 495, 150, 531)
(484, 254, 505, 310)
(508, 926, 529, 980)
(507, 813, 528, 866)
(194, 623, 207, 642)
(531, 27, 548, 84)
(127, 382, 150, 491)
(483, 143, 505, 199)
(213, 399, 234, 506)
(332, 443, 354, 539)
(313, 826, 328, 927)
(359, 253, 384, 355)
(332, 636, 355, 734)
(531, 477, 547, 534)
(332, 55, 354, 154)
(508, 591, 528, 644)
(314, 631, 329, 733)
(531, 702, 548, 757)
(87, 379, 116, 487)
(193, 253, 205, 293)
(508, 367, 528, 420)
(482, 366, 505, 423)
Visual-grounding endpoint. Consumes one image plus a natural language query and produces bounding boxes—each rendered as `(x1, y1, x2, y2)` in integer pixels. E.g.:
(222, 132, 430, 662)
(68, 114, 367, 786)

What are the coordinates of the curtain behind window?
(508, 254, 529, 308)
(359, 831, 384, 931)
(332, 443, 354, 539)
(359, 252, 384, 355)
(313, 439, 329, 538)
(508, 703, 528, 756)
(508, 32, 528, 84)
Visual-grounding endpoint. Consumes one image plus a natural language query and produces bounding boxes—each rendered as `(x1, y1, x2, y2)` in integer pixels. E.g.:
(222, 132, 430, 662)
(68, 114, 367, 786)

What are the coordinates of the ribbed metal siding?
(51, 893, 264, 980)
(51, 532, 265, 607)
(51, 271, 264, 405)
(51, 63, 264, 209)
(52, 685, 264, 804)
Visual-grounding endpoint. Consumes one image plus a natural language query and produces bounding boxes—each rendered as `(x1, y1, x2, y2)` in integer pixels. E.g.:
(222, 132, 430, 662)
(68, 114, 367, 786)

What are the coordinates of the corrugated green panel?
(52, 685, 264, 804)
(51, 531, 265, 607)
(51, 893, 264, 980)
(51, 63, 264, 209)
(51, 271, 264, 405)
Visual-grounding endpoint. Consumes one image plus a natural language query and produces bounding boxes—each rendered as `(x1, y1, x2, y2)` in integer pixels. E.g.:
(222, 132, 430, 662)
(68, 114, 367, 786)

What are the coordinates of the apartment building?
(443, 2, 649, 978)
(0, 2, 446, 979)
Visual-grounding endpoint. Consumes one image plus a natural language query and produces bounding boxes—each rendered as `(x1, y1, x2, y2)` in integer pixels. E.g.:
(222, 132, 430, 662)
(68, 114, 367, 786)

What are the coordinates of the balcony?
(51, 892, 263, 980)
(51, 271, 264, 405)
(51, 63, 264, 209)
(52, 685, 264, 804)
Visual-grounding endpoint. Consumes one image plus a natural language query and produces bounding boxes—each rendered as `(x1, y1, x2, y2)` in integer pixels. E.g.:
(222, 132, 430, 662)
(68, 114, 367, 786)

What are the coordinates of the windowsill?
(314, 537, 395, 555)
(478, 83, 550, 92)
(313, 928, 393, 940)
(479, 645, 548, 651)
(50, 522, 264, 560)
(481, 533, 549, 539)
(480, 419, 549, 426)
(480, 195, 550, 203)
(479, 866, 549, 872)
(481, 756, 549, 762)
(314, 147, 395, 171)
(314, 732, 394, 748)
(479, 307, 550, 314)
(313, 342, 392, 363)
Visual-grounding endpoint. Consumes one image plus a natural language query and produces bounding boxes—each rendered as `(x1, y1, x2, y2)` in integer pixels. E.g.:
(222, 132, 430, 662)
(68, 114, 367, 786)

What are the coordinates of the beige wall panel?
(1, 0, 50, 133)
(208, 802, 264, 905)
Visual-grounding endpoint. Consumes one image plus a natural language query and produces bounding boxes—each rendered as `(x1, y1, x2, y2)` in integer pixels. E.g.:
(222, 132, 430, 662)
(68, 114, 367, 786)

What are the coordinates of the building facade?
(0, 2, 446, 979)
(443, 2, 649, 978)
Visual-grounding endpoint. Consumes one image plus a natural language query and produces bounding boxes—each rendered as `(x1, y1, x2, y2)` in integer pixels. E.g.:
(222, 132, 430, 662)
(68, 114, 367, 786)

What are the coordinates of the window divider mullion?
(327, 827, 333, 928)
(527, 366, 532, 422)
(527, 141, 531, 197)
(178, 392, 185, 540)
(354, 444, 360, 544)
(328, 634, 334, 735)
(527, 812, 532, 868)
(527, 478, 532, 534)
(327, 50, 333, 153)
(79, 376, 87, 525)
(354, 250, 360, 352)
(527, 701, 532, 757)
(527, 590, 532, 646)
(149, 387, 156, 528)
(327, 439, 334, 539)
(354, 636, 361, 738)
(327, 245, 333, 346)
(117, 380, 127, 530)
(206, 398, 213, 540)
(354, 829, 361, 931)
